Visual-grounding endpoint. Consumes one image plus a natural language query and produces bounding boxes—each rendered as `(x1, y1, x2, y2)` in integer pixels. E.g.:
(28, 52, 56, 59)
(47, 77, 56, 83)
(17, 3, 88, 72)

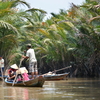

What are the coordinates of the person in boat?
(0, 56, 4, 75)
(22, 44, 38, 79)
(16, 67, 30, 81)
(8, 64, 18, 81)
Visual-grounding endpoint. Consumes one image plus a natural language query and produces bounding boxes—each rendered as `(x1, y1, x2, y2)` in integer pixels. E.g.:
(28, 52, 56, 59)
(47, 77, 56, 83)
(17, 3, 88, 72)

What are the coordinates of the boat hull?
(5, 76, 45, 87)
(44, 73, 69, 81)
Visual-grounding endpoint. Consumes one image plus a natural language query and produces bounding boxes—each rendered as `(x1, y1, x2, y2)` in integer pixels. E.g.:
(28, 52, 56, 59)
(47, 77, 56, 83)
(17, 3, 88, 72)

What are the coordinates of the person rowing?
(22, 44, 38, 79)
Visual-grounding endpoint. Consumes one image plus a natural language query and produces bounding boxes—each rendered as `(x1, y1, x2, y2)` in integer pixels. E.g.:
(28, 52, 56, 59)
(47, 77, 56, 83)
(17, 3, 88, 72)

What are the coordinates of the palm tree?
(65, 1, 100, 77)
(37, 1, 100, 76)
(0, 0, 30, 69)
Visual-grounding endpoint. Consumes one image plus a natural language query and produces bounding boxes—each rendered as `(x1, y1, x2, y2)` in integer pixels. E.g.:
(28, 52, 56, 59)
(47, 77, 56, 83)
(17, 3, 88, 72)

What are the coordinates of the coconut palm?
(0, 0, 30, 69)
(39, 1, 100, 76)
(65, 1, 100, 77)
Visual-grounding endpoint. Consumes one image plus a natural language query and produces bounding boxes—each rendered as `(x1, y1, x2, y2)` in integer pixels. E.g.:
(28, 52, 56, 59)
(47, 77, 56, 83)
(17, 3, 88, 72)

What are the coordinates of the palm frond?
(0, 21, 19, 34)
(26, 8, 47, 14)
(89, 16, 100, 23)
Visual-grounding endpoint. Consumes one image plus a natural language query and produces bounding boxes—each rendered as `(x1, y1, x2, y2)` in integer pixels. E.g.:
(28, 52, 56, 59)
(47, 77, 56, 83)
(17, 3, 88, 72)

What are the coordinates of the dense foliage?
(0, 0, 100, 77)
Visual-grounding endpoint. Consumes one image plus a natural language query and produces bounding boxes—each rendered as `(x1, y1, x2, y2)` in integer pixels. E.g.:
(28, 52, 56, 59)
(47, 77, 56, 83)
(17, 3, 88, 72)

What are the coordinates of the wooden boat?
(43, 72, 69, 81)
(43, 66, 71, 81)
(5, 75, 45, 87)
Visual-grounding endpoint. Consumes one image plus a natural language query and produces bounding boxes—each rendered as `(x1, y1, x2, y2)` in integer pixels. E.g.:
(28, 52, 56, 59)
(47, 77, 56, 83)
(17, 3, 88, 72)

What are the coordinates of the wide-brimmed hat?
(16, 67, 28, 74)
(10, 64, 18, 69)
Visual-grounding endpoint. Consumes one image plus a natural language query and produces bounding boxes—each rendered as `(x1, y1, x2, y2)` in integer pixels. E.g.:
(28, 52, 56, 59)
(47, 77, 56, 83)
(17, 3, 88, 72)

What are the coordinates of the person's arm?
(22, 55, 29, 59)
(22, 50, 30, 59)
(8, 75, 16, 79)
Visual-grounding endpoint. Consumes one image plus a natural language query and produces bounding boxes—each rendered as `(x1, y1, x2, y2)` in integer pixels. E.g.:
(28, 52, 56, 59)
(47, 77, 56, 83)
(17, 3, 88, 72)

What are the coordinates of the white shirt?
(26, 48, 37, 63)
(0, 59, 4, 68)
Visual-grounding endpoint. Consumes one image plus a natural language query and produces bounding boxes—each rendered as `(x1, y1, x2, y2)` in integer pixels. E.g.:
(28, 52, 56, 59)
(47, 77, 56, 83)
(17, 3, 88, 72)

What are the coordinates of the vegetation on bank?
(0, 0, 100, 77)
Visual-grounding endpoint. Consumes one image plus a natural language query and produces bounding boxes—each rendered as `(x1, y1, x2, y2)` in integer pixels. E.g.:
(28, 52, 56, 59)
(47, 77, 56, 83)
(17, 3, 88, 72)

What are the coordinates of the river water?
(0, 78, 100, 100)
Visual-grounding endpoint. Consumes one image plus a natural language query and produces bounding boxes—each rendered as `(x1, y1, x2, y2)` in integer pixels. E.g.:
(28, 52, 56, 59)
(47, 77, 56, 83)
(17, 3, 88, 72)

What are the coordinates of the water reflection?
(3, 87, 28, 100)
(0, 78, 100, 100)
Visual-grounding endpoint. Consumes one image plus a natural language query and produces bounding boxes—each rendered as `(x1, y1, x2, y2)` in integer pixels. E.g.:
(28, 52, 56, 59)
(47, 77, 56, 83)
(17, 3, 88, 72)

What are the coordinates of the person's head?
(26, 44, 32, 49)
(0, 56, 2, 60)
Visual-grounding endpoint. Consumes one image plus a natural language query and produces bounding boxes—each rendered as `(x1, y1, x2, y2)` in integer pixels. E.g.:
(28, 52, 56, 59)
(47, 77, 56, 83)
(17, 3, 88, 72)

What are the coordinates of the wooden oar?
(52, 65, 72, 73)
(12, 58, 24, 86)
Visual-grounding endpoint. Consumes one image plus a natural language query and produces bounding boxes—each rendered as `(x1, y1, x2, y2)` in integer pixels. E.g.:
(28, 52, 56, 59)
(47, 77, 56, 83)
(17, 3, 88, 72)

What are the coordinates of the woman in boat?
(16, 67, 30, 81)
(8, 64, 18, 81)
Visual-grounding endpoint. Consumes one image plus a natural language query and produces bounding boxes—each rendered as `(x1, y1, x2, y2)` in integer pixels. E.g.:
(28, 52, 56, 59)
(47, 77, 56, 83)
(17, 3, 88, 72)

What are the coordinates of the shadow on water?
(0, 78, 100, 100)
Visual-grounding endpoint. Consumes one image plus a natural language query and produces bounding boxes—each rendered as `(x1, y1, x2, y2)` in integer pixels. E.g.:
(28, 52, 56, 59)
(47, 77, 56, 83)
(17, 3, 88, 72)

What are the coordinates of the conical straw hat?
(10, 64, 18, 69)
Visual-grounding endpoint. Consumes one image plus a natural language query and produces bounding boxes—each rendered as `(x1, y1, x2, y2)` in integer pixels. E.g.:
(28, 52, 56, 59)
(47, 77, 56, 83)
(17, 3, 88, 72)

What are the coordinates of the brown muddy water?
(0, 78, 100, 100)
